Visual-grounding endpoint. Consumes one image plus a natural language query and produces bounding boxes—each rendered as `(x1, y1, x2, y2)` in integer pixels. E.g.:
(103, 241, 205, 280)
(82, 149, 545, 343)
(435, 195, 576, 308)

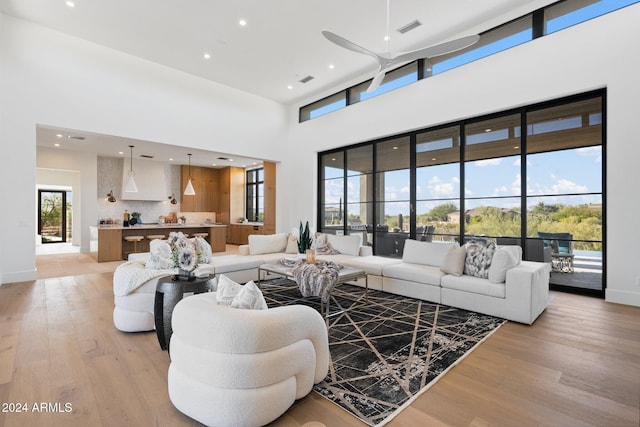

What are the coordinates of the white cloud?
(577, 146, 602, 163)
(475, 158, 502, 167)
(552, 178, 588, 193)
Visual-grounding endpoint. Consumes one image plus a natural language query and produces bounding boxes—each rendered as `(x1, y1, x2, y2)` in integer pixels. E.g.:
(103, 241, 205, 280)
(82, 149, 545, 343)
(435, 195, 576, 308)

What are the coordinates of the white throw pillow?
(311, 232, 328, 249)
(230, 281, 268, 310)
(248, 233, 288, 255)
(488, 246, 520, 283)
(326, 234, 362, 256)
(285, 233, 299, 254)
(216, 275, 243, 305)
(440, 245, 466, 276)
(146, 240, 173, 269)
(193, 236, 212, 263)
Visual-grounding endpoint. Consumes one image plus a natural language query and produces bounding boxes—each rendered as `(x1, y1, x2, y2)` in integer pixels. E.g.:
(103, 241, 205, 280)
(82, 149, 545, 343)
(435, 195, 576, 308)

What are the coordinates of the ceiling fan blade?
(322, 30, 383, 63)
(366, 70, 386, 93)
(392, 34, 480, 64)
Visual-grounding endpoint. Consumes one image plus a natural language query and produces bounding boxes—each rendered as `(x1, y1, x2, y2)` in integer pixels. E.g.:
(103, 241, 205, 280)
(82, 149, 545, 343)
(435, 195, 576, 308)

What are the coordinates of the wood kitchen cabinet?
(98, 228, 122, 262)
(181, 165, 218, 212)
(229, 224, 263, 245)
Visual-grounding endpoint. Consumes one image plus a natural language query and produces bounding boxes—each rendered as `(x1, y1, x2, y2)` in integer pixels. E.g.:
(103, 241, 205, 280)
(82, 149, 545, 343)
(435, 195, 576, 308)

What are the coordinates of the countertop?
(98, 223, 226, 230)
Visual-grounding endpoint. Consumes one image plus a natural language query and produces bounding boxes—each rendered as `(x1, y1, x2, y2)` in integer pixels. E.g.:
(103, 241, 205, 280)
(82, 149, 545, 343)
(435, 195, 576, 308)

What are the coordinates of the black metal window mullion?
(520, 109, 529, 258)
(459, 123, 466, 243)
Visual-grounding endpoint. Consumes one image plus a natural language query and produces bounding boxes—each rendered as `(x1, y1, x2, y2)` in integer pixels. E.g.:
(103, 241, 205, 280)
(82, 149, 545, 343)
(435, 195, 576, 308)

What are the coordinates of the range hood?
(120, 157, 168, 201)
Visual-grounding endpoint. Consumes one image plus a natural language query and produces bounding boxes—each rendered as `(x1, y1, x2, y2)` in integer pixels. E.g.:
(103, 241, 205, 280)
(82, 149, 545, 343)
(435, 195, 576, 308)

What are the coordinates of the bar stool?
(124, 235, 144, 258)
(192, 232, 208, 239)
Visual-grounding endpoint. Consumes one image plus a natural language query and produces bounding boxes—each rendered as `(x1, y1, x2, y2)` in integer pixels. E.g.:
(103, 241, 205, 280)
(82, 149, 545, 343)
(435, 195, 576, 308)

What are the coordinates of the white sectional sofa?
(343, 239, 549, 324)
(114, 232, 550, 330)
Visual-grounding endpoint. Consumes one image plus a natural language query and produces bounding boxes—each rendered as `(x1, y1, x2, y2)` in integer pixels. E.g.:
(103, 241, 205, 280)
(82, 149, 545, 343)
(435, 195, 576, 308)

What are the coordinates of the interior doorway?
(38, 189, 72, 244)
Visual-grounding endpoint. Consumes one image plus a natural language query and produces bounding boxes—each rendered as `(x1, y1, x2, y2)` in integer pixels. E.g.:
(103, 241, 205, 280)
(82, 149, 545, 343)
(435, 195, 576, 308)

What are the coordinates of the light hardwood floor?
(0, 253, 638, 426)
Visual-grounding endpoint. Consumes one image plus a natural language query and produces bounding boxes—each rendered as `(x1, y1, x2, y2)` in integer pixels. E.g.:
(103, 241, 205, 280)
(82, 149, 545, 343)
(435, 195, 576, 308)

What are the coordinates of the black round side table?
(154, 274, 213, 351)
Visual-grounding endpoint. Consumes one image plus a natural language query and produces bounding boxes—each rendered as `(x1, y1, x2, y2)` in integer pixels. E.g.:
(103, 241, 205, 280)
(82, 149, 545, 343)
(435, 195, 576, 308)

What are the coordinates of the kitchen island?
(97, 223, 227, 262)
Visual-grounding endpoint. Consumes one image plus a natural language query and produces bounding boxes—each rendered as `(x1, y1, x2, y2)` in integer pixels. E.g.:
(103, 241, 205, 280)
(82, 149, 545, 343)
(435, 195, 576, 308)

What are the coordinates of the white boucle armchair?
(167, 292, 329, 427)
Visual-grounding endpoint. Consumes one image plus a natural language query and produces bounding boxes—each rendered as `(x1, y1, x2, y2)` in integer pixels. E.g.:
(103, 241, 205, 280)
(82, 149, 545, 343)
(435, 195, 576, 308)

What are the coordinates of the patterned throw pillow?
(464, 241, 497, 279)
(230, 281, 268, 310)
(216, 275, 243, 305)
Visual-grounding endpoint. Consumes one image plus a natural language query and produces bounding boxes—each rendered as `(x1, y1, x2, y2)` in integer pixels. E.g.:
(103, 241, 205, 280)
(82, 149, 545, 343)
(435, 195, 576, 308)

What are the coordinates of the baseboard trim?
(1, 268, 37, 285)
(605, 289, 640, 307)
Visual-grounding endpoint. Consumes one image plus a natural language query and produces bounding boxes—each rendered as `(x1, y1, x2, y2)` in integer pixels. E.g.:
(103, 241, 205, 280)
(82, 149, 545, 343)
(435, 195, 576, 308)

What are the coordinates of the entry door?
(38, 190, 68, 244)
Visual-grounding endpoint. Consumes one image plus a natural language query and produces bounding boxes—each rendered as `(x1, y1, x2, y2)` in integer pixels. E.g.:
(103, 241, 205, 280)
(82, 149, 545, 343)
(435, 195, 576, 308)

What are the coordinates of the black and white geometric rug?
(261, 278, 506, 426)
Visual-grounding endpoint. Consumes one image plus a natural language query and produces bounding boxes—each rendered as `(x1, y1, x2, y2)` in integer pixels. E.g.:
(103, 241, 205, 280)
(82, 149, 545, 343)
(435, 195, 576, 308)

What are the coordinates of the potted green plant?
(297, 221, 312, 254)
(179, 215, 187, 224)
(130, 211, 141, 226)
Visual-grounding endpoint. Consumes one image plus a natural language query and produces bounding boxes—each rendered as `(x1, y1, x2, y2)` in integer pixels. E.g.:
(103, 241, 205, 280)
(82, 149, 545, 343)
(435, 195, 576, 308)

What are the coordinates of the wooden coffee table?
(258, 262, 367, 318)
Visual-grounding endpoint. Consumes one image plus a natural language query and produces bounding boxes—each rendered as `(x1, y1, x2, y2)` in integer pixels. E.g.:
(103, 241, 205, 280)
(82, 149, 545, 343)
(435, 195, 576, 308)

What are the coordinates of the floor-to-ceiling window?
(415, 125, 461, 243)
(318, 90, 605, 296)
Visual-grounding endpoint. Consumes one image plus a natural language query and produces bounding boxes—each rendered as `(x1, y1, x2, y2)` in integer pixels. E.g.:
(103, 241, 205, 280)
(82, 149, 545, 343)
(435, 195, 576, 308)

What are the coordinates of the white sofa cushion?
(440, 245, 466, 276)
(248, 233, 288, 255)
(341, 256, 402, 276)
(488, 246, 523, 284)
(402, 240, 456, 267)
(326, 234, 362, 256)
(441, 274, 506, 298)
(382, 262, 446, 287)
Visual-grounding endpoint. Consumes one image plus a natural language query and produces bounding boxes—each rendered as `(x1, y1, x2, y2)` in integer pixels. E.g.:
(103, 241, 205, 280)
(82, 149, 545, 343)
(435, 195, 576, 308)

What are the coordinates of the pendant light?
(183, 153, 196, 195)
(168, 194, 177, 204)
(106, 190, 116, 203)
(124, 145, 138, 193)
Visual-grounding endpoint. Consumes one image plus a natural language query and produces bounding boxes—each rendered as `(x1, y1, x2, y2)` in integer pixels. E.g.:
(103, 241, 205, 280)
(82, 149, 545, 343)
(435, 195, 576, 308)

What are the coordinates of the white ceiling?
(2, 0, 556, 166)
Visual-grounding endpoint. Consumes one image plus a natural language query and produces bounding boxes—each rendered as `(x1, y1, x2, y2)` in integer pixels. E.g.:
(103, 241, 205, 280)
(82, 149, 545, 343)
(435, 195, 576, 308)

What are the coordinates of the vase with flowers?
(168, 232, 203, 281)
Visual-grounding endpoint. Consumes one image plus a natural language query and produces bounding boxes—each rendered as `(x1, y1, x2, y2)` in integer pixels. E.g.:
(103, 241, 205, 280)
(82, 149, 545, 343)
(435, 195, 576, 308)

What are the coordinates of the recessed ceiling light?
(287, 85, 293, 90)
(56, 134, 63, 138)
(514, 146, 520, 149)
(212, 163, 217, 166)
(203, 53, 211, 59)
(329, 64, 335, 69)
(485, 128, 492, 132)
(229, 158, 234, 162)
(393, 146, 398, 150)
(54, 143, 60, 147)
(169, 158, 174, 161)
(65, 1, 75, 8)
(239, 19, 247, 26)
(119, 151, 124, 155)
(384, 35, 390, 42)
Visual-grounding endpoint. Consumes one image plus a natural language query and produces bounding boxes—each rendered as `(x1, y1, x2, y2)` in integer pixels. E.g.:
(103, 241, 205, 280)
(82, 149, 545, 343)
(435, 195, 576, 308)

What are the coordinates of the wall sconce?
(107, 190, 116, 203)
(168, 194, 177, 204)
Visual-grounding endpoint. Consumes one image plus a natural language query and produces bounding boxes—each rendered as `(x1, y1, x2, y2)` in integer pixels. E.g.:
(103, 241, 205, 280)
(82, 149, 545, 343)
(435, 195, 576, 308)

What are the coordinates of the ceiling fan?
(322, 0, 480, 93)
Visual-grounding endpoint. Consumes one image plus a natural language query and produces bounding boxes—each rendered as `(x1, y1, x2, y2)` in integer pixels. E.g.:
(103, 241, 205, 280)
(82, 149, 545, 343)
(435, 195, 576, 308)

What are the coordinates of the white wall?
(0, 13, 288, 283)
(284, 4, 640, 306)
